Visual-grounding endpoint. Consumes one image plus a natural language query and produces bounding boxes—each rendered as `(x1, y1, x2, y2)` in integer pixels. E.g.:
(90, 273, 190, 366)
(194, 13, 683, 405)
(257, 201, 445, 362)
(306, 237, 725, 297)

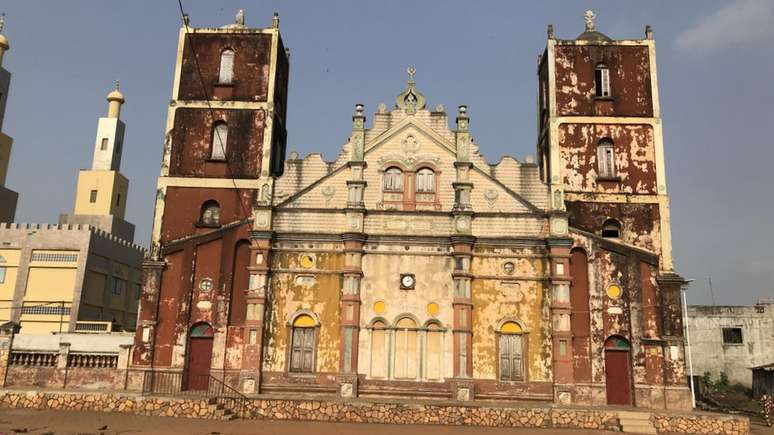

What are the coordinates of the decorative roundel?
(503, 262, 515, 275)
(199, 278, 214, 292)
(606, 284, 623, 299)
(300, 254, 315, 269)
(373, 300, 386, 315)
(427, 302, 440, 316)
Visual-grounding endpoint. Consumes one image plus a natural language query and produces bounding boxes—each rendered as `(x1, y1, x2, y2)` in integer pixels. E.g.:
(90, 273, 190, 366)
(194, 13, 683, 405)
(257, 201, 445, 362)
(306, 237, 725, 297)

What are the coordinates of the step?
(621, 424, 657, 435)
(618, 410, 652, 420)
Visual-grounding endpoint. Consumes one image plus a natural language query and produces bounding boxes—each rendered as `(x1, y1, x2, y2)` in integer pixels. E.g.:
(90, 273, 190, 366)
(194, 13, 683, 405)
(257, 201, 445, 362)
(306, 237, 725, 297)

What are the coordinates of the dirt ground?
(0, 408, 610, 435)
(0, 408, 772, 435)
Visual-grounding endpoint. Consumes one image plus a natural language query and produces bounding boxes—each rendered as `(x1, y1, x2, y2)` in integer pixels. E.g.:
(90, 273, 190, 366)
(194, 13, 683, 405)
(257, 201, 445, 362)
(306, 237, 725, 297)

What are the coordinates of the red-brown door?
(605, 350, 632, 405)
(187, 337, 213, 390)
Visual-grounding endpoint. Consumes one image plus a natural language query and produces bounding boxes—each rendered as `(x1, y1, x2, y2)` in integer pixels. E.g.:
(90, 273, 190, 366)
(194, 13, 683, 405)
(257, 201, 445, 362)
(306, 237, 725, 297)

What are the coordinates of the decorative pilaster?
(338, 107, 367, 398)
(451, 234, 475, 400)
(132, 259, 166, 367)
(547, 237, 573, 404)
(240, 230, 273, 395)
(339, 232, 366, 398)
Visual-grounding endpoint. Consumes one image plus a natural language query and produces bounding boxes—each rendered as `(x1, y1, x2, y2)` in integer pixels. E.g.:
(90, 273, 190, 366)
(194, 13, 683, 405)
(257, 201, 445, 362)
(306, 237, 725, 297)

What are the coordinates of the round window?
(427, 302, 440, 316)
(373, 300, 386, 314)
(503, 262, 515, 275)
(606, 284, 623, 299)
(300, 255, 315, 269)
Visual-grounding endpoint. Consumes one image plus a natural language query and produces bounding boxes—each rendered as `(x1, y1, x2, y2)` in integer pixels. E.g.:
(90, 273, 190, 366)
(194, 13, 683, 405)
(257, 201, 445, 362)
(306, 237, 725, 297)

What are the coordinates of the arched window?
(602, 219, 621, 238)
(211, 122, 228, 160)
(290, 314, 316, 373)
(597, 139, 615, 177)
(393, 317, 418, 379)
(200, 200, 221, 226)
(369, 320, 388, 378)
(498, 321, 524, 381)
(416, 168, 435, 193)
(218, 49, 235, 84)
(383, 167, 403, 191)
(595, 63, 611, 97)
(425, 322, 443, 380)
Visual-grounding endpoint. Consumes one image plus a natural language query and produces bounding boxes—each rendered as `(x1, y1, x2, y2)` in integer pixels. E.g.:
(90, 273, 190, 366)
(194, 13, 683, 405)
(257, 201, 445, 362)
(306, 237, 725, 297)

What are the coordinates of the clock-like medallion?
(400, 273, 415, 290)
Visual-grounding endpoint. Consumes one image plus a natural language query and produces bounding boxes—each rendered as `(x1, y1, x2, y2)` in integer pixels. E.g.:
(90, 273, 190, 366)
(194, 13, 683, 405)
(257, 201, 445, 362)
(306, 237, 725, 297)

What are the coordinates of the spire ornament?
(584, 10, 596, 31)
(235, 9, 245, 26)
(395, 66, 425, 114)
(0, 13, 5, 33)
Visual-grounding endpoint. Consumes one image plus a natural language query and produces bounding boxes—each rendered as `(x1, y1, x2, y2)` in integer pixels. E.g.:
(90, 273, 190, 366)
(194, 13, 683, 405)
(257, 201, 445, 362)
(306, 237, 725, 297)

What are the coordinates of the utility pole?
(708, 276, 716, 306)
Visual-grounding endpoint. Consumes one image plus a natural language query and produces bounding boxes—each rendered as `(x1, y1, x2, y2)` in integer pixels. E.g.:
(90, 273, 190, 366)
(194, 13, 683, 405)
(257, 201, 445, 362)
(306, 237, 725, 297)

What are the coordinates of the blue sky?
(1, 1, 772, 305)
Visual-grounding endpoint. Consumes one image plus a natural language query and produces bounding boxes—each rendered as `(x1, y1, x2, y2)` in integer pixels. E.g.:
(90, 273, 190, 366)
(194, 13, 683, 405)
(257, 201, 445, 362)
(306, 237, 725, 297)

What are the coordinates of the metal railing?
(142, 371, 248, 418)
(74, 321, 113, 333)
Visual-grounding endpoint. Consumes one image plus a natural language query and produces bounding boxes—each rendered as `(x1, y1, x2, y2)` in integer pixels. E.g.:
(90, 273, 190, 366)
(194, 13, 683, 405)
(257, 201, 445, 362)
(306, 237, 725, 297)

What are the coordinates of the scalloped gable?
(275, 114, 546, 214)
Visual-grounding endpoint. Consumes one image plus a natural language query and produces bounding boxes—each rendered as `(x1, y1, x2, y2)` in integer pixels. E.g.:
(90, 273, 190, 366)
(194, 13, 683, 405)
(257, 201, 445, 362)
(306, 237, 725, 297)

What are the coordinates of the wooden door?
(290, 327, 315, 372)
(499, 334, 523, 381)
(605, 350, 632, 405)
(187, 337, 213, 390)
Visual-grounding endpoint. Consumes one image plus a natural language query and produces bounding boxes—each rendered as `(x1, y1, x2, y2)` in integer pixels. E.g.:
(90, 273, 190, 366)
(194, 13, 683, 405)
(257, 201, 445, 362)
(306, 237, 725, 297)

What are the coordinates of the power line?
(176, 0, 253, 222)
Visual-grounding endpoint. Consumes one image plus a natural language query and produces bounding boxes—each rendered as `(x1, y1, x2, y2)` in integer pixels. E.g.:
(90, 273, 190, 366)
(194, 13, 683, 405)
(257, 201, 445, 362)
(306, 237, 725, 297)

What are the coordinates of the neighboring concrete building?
(687, 301, 774, 388)
(0, 16, 19, 223)
(132, 11, 691, 411)
(0, 86, 145, 334)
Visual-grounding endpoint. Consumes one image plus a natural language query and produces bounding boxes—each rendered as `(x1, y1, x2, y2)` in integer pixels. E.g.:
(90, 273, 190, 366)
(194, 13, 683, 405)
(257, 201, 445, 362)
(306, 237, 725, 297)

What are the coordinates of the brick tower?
(537, 11, 690, 408)
(131, 10, 289, 393)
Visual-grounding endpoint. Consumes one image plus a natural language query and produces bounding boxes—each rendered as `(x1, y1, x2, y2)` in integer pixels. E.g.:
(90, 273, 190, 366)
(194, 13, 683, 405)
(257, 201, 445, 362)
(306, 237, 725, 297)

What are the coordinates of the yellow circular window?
(373, 300, 386, 314)
(427, 302, 440, 316)
(607, 284, 623, 299)
(300, 255, 315, 268)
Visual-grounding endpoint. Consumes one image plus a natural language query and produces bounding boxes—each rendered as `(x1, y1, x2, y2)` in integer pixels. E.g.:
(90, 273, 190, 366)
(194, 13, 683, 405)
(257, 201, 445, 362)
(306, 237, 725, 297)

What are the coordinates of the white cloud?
(675, 0, 774, 54)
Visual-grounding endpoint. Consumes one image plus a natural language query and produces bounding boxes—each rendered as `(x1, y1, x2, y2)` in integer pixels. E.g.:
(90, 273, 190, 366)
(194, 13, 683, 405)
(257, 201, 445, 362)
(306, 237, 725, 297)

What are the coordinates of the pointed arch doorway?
(604, 335, 632, 406)
(186, 322, 214, 391)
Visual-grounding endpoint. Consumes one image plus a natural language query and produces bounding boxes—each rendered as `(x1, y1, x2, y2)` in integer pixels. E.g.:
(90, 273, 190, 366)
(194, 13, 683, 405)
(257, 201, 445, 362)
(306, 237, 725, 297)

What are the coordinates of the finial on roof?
(235, 9, 245, 26)
(114, 80, 120, 91)
(645, 25, 653, 40)
(547, 24, 554, 39)
(584, 10, 596, 31)
(0, 12, 5, 33)
(181, 13, 190, 26)
(396, 66, 425, 114)
(272, 12, 280, 28)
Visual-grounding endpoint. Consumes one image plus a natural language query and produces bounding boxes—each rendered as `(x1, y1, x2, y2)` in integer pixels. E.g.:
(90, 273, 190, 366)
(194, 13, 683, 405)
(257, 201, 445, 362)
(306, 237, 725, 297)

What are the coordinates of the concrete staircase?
(618, 410, 656, 434)
(207, 397, 238, 420)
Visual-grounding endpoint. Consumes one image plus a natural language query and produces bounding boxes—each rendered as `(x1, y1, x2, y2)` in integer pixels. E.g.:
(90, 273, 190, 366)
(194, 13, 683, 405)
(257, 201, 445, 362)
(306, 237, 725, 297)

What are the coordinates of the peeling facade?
(132, 11, 691, 411)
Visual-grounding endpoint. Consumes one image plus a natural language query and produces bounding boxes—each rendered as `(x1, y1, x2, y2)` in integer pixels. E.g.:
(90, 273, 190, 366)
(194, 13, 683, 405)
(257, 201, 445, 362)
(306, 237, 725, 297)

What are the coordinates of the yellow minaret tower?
(60, 83, 135, 241)
(0, 12, 19, 223)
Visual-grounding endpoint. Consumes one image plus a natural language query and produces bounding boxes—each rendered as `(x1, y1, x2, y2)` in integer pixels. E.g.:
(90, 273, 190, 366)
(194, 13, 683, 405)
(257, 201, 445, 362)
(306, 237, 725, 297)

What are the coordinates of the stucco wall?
(687, 303, 774, 387)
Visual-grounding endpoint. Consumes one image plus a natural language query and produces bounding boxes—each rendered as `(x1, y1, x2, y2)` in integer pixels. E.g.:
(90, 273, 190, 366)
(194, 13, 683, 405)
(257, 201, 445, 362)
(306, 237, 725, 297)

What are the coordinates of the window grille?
(21, 305, 70, 315)
(31, 252, 78, 262)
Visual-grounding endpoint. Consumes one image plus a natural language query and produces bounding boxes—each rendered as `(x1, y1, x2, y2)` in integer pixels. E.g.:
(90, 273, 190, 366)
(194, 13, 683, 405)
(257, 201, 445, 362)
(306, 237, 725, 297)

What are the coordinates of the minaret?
(59, 83, 135, 241)
(0, 12, 19, 223)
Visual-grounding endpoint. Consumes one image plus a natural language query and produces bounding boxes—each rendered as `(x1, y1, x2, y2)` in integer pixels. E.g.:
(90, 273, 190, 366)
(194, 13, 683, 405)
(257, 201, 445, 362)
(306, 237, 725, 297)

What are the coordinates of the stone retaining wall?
(652, 413, 749, 435)
(243, 399, 618, 429)
(0, 390, 750, 434)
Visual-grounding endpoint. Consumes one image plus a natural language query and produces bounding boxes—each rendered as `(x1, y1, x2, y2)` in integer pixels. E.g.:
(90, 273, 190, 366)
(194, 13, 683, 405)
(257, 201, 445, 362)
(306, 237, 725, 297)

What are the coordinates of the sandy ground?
(0, 408, 772, 435)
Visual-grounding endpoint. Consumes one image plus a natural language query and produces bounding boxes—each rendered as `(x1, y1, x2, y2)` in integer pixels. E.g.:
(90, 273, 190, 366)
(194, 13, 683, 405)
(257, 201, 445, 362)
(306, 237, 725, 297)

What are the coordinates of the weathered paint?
(131, 14, 693, 411)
